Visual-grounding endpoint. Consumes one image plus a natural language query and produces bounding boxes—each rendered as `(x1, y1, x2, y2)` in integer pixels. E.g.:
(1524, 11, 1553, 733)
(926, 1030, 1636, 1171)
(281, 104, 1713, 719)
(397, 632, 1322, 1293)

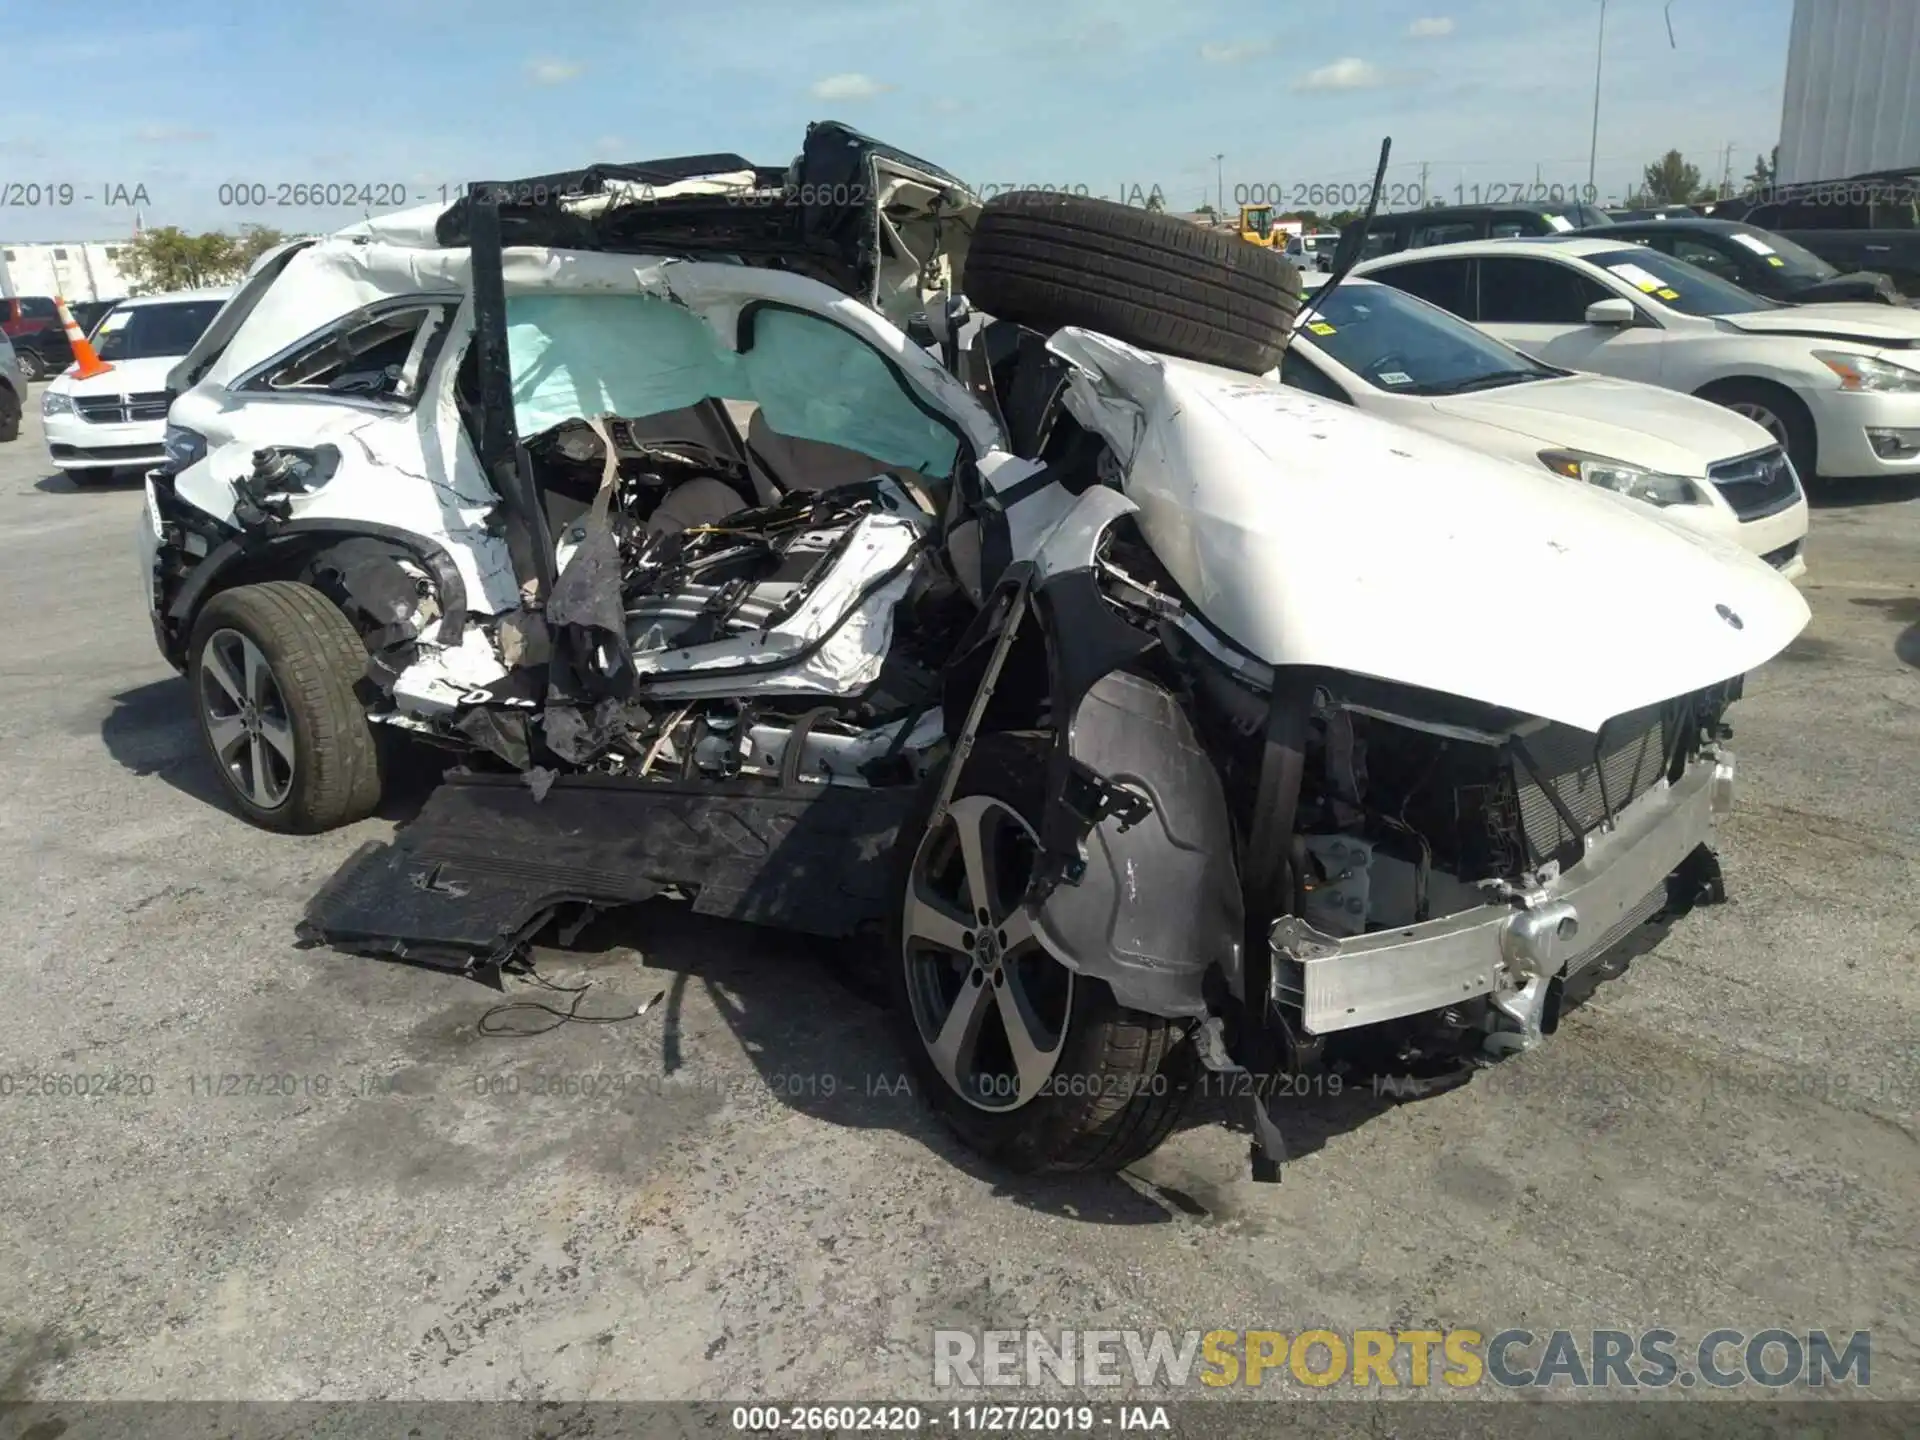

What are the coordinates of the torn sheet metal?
(541, 695, 637, 765)
(171, 396, 521, 621)
(391, 624, 513, 714)
(453, 706, 532, 769)
(627, 512, 927, 700)
(203, 240, 472, 388)
(560, 170, 761, 218)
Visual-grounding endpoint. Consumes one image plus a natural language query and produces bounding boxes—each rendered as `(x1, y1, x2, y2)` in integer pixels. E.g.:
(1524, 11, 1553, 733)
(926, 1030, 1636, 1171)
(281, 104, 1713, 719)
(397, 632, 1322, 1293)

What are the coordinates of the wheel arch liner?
(932, 484, 1244, 1017)
(164, 518, 469, 654)
(1028, 667, 1244, 1018)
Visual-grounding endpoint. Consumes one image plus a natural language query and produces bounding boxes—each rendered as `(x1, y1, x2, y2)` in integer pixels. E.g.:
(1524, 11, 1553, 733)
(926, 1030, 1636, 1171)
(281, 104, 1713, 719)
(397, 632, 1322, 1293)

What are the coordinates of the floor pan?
(299, 769, 913, 972)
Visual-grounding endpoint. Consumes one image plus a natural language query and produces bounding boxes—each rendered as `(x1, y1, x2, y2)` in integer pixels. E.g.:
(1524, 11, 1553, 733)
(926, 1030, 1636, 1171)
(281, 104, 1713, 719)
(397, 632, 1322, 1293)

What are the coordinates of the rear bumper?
(1276, 752, 1729, 1037)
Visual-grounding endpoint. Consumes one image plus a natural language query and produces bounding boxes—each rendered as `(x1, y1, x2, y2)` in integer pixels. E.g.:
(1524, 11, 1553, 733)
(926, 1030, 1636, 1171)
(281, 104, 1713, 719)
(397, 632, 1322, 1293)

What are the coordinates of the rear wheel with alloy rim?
(15, 348, 47, 381)
(886, 732, 1196, 1173)
(187, 582, 383, 833)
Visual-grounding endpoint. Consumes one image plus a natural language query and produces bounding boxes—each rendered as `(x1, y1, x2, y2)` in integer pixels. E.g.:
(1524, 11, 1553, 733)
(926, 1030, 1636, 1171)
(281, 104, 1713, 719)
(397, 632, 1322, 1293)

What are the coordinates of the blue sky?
(2, 0, 1795, 241)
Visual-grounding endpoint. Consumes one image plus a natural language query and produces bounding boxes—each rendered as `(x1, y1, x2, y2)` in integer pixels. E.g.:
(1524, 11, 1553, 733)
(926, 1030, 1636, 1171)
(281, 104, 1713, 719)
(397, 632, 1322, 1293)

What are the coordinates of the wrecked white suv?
(140, 123, 1809, 1178)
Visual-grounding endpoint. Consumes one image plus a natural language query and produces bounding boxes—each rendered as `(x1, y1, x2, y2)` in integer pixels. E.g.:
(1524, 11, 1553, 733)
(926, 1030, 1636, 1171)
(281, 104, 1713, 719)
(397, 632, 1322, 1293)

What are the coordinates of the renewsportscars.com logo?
(932, 1328, 1872, 1390)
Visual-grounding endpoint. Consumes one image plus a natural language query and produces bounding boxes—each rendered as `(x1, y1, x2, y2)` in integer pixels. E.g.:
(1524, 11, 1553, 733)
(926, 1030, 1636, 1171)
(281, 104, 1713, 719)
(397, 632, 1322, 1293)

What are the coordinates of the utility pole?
(1419, 160, 1430, 207)
(1588, 0, 1609, 192)
(1720, 140, 1736, 198)
(1213, 153, 1225, 217)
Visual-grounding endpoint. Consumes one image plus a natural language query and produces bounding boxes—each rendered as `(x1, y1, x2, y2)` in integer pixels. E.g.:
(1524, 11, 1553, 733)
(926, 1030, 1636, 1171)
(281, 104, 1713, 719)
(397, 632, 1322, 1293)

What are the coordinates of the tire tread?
(191, 581, 381, 832)
(963, 194, 1301, 374)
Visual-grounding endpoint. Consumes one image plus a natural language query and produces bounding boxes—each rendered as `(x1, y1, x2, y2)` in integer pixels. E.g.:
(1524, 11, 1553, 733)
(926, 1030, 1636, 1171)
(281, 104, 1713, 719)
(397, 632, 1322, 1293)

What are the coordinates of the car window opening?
(261, 308, 439, 397)
(1583, 247, 1781, 316)
(93, 300, 226, 362)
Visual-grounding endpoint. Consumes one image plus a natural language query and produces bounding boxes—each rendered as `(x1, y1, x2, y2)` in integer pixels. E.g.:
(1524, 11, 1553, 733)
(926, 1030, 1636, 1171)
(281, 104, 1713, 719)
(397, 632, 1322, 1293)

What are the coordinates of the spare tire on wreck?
(962, 192, 1302, 376)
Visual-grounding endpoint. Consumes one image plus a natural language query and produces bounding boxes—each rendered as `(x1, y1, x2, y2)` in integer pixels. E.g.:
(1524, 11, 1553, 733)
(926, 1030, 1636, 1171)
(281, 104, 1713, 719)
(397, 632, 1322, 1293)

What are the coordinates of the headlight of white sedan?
(1812, 350, 1920, 392)
(1537, 449, 1698, 506)
(41, 388, 75, 417)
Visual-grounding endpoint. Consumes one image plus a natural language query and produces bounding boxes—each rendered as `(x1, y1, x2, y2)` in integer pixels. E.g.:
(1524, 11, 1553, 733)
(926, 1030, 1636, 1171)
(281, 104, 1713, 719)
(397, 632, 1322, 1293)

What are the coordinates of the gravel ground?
(0, 398, 1914, 1406)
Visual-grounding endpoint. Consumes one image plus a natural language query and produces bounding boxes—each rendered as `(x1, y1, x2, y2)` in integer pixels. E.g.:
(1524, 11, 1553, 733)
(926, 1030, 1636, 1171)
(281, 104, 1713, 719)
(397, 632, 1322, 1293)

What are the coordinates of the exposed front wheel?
(1699, 379, 1818, 483)
(887, 733, 1195, 1174)
(187, 582, 383, 833)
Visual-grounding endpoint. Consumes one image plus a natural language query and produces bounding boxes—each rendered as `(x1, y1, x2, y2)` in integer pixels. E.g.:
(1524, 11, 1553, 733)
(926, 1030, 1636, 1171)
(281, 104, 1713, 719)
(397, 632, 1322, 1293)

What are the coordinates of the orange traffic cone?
(55, 295, 113, 378)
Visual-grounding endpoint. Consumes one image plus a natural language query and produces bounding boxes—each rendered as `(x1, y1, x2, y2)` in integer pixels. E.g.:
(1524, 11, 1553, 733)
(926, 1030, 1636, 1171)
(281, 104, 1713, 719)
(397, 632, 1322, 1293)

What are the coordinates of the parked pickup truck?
(1711, 170, 1920, 295)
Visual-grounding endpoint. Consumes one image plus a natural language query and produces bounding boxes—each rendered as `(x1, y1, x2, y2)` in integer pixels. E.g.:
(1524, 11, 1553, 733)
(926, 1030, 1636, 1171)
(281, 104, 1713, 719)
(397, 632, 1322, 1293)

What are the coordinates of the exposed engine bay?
(409, 413, 974, 795)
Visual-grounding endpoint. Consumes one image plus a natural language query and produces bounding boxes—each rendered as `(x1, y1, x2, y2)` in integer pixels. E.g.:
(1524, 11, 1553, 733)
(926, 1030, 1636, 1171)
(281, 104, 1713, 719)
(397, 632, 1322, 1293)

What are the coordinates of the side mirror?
(1585, 297, 1637, 326)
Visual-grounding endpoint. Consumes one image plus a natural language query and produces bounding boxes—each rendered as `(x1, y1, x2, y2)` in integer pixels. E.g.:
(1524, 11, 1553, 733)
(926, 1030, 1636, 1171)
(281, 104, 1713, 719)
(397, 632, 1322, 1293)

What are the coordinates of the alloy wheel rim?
(902, 794, 1073, 1113)
(199, 628, 296, 810)
(1728, 401, 1790, 448)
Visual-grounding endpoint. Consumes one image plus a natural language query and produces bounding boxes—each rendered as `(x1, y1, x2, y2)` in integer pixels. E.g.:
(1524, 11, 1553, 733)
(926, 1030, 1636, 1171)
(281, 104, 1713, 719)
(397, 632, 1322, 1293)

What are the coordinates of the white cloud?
(1296, 57, 1385, 91)
(526, 57, 583, 84)
(594, 136, 628, 156)
(1407, 17, 1455, 38)
(1199, 38, 1273, 65)
(808, 72, 893, 102)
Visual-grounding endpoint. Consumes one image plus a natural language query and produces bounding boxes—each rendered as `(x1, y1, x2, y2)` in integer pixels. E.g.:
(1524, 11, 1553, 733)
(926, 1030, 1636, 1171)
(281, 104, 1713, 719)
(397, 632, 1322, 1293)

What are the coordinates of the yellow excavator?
(1236, 203, 1283, 247)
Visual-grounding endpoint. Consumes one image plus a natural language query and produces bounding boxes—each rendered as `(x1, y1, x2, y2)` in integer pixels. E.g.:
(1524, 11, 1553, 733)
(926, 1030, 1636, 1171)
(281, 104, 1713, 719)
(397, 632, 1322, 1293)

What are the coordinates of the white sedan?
(1285, 275, 1809, 577)
(1353, 235, 1920, 484)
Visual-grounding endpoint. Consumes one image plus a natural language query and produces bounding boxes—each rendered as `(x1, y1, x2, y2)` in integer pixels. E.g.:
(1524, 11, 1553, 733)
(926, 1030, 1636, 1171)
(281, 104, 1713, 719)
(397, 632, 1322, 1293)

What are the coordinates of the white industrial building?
(1778, 0, 1920, 182)
(0, 241, 135, 302)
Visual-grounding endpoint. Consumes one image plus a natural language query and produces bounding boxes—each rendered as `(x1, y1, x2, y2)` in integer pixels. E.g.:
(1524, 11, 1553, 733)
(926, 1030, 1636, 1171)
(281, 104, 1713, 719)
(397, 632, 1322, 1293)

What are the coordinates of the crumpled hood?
(1785, 270, 1900, 305)
(1048, 329, 1810, 733)
(1717, 301, 1920, 345)
(1430, 372, 1773, 475)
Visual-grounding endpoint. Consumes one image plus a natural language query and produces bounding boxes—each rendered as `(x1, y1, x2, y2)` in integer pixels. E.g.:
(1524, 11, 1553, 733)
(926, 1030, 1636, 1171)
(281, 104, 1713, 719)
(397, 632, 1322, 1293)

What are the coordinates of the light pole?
(1214, 153, 1225, 217)
(1587, 0, 1609, 193)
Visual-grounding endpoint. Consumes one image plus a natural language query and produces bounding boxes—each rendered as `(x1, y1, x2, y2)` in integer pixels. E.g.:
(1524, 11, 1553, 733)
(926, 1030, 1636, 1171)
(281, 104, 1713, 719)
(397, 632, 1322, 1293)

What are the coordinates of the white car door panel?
(1472, 256, 1668, 384)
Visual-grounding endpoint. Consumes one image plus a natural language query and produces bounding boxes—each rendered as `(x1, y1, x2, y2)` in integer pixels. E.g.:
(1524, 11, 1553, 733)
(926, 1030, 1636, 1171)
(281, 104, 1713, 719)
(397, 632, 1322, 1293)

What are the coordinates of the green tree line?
(118, 224, 296, 294)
